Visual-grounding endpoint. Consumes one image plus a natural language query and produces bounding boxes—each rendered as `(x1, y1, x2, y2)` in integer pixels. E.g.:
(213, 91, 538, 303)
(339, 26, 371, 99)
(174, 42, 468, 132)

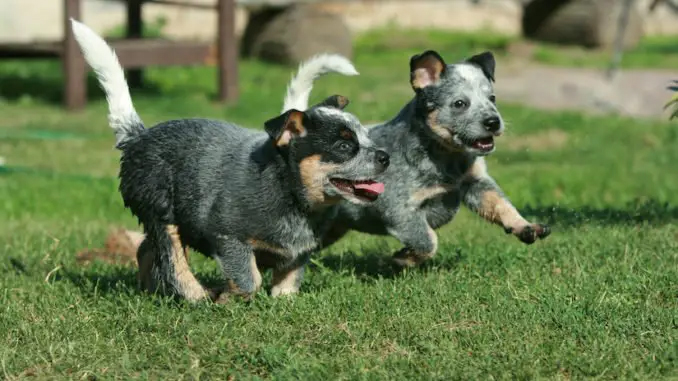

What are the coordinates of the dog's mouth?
(330, 178, 385, 202)
(467, 136, 495, 152)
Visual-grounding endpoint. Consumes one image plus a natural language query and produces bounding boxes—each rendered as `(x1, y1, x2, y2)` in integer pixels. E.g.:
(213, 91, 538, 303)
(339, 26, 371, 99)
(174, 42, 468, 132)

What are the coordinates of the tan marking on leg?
(299, 154, 341, 206)
(428, 226, 439, 257)
(248, 238, 316, 261)
(466, 158, 528, 231)
(251, 254, 263, 291)
(271, 267, 303, 297)
(409, 184, 456, 208)
(466, 158, 535, 234)
(247, 239, 290, 256)
(166, 225, 209, 302)
(477, 191, 528, 230)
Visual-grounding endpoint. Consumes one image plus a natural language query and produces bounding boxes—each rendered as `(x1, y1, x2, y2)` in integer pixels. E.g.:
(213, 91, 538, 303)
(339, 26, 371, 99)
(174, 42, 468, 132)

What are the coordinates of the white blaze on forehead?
(353, 125, 372, 147)
(316, 106, 373, 147)
(455, 64, 493, 95)
(316, 106, 351, 123)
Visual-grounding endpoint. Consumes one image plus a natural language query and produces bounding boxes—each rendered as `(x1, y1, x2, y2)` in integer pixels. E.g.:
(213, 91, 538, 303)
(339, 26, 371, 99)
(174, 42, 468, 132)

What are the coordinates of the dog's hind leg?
(211, 235, 262, 303)
(137, 224, 210, 302)
(389, 216, 439, 268)
(461, 158, 551, 244)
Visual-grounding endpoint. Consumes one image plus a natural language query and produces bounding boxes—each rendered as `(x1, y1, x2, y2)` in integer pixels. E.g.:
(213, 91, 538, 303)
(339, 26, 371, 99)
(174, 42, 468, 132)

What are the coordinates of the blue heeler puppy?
(323, 50, 551, 266)
(70, 20, 390, 301)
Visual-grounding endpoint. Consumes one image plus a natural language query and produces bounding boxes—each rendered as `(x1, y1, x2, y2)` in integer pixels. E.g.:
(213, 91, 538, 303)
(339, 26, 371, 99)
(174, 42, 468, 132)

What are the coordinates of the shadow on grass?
(318, 200, 678, 280)
(0, 60, 163, 105)
(317, 247, 466, 281)
(52, 265, 224, 304)
(521, 199, 678, 228)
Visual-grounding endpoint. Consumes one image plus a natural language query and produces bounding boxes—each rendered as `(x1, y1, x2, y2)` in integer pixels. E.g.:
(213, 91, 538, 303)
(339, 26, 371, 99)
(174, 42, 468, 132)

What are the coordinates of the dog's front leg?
(212, 235, 263, 304)
(390, 216, 438, 267)
(461, 158, 550, 244)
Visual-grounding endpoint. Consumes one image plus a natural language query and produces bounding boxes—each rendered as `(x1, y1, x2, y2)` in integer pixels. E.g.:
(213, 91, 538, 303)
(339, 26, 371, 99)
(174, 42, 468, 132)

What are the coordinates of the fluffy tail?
(70, 19, 144, 147)
(282, 54, 359, 112)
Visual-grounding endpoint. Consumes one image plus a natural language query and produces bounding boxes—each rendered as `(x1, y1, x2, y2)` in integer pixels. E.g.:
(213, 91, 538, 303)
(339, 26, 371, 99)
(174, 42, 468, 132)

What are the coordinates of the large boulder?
(522, 0, 644, 49)
(241, 5, 353, 65)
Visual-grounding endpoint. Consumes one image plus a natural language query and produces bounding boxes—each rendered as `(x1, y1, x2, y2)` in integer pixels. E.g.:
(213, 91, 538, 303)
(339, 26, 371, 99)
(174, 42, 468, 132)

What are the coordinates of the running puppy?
(324, 50, 550, 266)
(70, 20, 390, 301)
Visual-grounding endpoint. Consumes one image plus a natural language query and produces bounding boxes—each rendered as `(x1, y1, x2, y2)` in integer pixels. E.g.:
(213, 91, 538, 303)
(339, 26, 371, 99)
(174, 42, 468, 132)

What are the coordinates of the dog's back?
(118, 118, 266, 231)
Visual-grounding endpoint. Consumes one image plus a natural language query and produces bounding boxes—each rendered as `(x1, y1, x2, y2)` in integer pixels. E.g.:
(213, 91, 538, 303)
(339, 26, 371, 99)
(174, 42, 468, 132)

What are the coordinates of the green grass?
(1, 28, 677, 379)
(531, 34, 678, 70)
(356, 27, 678, 70)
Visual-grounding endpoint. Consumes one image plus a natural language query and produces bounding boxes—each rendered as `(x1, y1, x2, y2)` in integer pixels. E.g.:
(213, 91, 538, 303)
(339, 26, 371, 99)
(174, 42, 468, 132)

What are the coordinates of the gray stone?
(241, 5, 353, 65)
(522, 0, 644, 49)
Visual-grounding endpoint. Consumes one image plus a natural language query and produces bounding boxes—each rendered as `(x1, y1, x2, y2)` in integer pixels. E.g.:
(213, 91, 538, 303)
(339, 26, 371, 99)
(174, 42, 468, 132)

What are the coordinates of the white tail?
(70, 19, 143, 146)
(282, 54, 359, 112)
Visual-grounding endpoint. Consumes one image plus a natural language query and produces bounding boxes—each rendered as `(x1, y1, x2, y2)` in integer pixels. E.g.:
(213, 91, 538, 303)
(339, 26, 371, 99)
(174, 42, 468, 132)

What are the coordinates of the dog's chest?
(406, 157, 471, 211)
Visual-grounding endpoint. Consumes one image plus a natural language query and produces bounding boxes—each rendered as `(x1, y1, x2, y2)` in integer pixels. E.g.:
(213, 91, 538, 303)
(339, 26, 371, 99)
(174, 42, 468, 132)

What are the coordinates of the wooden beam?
(0, 42, 62, 58)
(113, 39, 214, 68)
(0, 39, 213, 67)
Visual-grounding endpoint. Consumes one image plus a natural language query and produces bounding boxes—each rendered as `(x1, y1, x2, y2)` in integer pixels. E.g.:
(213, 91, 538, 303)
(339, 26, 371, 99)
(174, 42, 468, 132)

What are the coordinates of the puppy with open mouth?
(322, 50, 551, 267)
(70, 20, 389, 301)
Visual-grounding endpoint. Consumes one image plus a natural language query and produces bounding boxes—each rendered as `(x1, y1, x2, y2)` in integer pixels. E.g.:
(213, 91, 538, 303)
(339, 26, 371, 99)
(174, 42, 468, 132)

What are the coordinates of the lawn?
(0, 28, 677, 379)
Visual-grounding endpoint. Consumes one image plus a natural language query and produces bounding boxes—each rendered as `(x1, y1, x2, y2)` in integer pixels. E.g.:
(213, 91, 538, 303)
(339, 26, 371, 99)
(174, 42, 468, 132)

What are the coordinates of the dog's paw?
(211, 289, 256, 304)
(213, 292, 232, 304)
(506, 223, 551, 244)
(270, 286, 299, 298)
(392, 248, 430, 268)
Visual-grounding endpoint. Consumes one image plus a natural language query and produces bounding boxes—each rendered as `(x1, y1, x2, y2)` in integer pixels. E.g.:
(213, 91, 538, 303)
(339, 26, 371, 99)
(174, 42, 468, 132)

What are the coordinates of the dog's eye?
(338, 141, 353, 152)
(453, 100, 467, 109)
(489, 95, 496, 104)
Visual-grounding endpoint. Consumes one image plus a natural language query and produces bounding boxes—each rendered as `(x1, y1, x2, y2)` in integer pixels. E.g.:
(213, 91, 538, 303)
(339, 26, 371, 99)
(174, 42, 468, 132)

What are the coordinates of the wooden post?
(217, 0, 238, 103)
(63, 0, 86, 111)
(127, 0, 144, 88)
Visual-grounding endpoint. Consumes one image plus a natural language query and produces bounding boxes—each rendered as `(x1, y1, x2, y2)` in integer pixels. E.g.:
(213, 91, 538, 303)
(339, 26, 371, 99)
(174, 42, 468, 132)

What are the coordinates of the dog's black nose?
(483, 116, 501, 132)
(375, 150, 390, 169)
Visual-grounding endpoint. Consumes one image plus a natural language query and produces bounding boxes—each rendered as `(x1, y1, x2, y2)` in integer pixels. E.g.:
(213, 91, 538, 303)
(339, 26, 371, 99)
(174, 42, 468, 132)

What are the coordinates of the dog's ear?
(467, 51, 496, 82)
(410, 50, 447, 91)
(313, 95, 350, 110)
(264, 109, 307, 147)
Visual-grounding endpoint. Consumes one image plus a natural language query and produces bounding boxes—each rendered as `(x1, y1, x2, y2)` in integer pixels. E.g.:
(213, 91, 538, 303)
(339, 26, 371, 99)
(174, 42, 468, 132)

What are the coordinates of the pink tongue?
(353, 181, 385, 195)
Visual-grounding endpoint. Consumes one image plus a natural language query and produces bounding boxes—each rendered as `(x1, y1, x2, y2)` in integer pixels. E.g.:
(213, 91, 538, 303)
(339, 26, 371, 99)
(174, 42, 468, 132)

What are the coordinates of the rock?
(522, 0, 644, 49)
(241, 5, 353, 65)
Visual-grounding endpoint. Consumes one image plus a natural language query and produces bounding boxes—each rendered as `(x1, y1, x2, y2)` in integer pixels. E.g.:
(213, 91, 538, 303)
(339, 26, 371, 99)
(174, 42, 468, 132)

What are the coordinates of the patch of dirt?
(503, 128, 570, 152)
(75, 228, 143, 267)
(497, 62, 678, 119)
